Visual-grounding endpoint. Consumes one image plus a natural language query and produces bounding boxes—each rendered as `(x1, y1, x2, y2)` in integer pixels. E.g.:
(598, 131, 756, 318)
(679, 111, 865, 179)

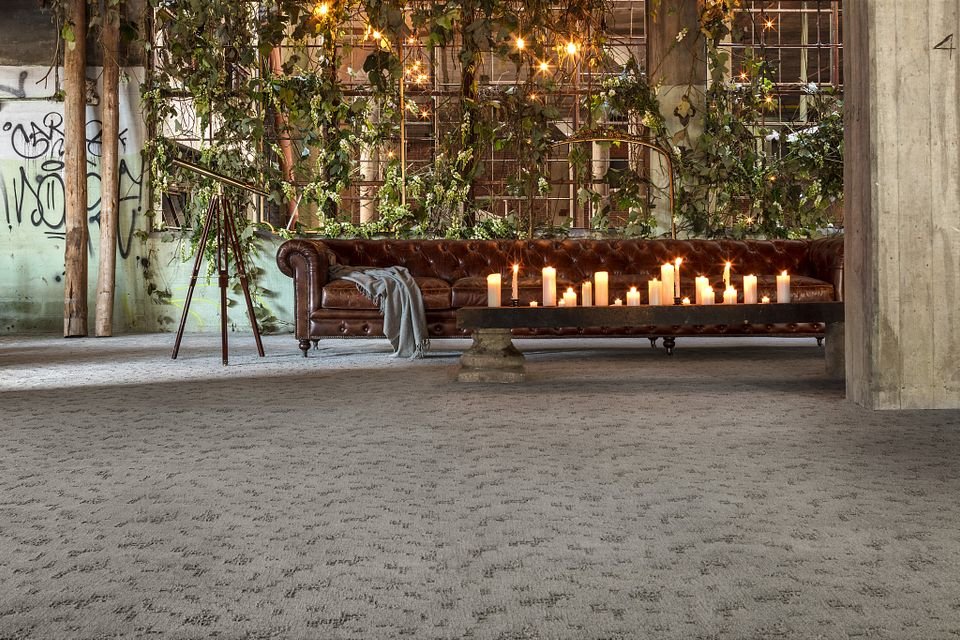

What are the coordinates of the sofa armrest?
(276, 239, 336, 338)
(804, 235, 844, 301)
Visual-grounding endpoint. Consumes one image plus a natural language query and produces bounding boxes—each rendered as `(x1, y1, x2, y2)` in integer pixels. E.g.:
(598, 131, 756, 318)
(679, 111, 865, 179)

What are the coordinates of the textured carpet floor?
(1, 333, 959, 640)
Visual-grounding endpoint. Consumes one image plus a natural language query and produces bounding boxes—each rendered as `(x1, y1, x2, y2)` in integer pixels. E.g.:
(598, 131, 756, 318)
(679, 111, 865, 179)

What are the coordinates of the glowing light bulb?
(739, 71, 748, 81)
(538, 60, 550, 73)
(764, 18, 776, 30)
(515, 36, 525, 50)
(565, 41, 578, 56)
(372, 30, 381, 40)
(314, 2, 330, 17)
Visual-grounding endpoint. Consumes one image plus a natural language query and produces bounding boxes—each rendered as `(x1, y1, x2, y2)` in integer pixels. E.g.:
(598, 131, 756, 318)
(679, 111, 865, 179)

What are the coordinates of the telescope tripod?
(171, 191, 265, 365)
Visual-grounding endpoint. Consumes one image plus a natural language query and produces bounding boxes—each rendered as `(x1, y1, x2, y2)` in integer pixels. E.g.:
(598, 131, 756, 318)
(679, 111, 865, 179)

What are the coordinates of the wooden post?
(64, 0, 88, 337)
(95, 3, 121, 337)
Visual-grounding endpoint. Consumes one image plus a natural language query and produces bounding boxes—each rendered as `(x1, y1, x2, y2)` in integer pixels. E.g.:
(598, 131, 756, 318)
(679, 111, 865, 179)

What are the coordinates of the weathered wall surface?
(0, 66, 153, 333)
(0, 0, 148, 66)
(0, 64, 294, 336)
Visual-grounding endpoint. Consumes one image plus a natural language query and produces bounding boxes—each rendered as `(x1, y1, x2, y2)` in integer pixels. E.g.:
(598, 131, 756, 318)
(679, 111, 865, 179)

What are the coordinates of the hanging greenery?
(143, 0, 843, 242)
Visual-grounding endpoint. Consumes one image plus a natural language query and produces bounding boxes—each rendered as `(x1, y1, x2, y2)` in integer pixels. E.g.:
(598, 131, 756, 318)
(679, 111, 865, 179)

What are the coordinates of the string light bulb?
(313, 2, 330, 18)
(515, 36, 525, 50)
(537, 60, 551, 73)
(565, 41, 579, 56)
(764, 18, 776, 30)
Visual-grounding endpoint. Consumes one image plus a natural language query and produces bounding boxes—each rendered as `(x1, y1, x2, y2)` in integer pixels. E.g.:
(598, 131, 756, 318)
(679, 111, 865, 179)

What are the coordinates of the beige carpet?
(1, 333, 959, 639)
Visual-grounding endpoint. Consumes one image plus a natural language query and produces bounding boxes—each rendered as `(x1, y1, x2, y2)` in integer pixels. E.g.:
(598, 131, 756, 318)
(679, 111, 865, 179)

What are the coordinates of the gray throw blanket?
(329, 264, 430, 359)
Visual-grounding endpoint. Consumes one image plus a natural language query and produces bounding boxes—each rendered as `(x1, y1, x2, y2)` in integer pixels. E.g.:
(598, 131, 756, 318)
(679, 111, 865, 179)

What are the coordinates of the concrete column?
(591, 141, 610, 224)
(358, 103, 380, 224)
(844, 0, 960, 409)
(646, 1, 706, 235)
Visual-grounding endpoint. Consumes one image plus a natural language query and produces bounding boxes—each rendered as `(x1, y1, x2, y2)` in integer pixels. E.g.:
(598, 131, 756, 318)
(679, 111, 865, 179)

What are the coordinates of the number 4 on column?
(933, 34, 955, 59)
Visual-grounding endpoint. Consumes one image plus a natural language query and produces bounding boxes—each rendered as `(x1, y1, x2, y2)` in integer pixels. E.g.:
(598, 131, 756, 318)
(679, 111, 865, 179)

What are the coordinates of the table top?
(457, 301, 844, 329)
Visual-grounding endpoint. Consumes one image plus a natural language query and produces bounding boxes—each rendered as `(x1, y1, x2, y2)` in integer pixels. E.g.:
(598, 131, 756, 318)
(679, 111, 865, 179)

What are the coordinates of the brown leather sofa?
(276, 236, 844, 356)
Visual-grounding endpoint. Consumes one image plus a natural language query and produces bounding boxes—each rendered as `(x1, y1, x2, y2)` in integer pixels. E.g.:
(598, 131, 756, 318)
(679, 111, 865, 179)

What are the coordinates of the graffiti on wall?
(0, 109, 145, 258)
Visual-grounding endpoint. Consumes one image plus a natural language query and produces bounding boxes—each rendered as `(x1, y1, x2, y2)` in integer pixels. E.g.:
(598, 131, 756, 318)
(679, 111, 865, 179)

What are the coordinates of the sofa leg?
(649, 337, 658, 348)
(299, 339, 311, 358)
(816, 336, 824, 347)
(312, 339, 320, 350)
(662, 337, 676, 356)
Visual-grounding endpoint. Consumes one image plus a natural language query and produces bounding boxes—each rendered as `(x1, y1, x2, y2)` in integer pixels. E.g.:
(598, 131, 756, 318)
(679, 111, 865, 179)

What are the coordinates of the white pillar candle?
(563, 287, 577, 307)
(674, 258, 683, 299)
(626, 286, 641, 306)
(743, 274, 758, 304)
(542, 266, 557, 306)
(487, 273, 502, 307)
(594, 271, 609, 307)
(613, 298, 623, 306)
(647, 279, 662, 306)
(530, 300, 539, 307)
(660, 264, 675, 304)
(723, 286, 738, 305)
(760, 295, 770, 304)
(702, 287, 715, 305)
(695, 276, 709, 305)
(511, 264, 519, 300)
(723, 261, 732, 289)
(776, 271, 791, 303)
(581, 281, 593, 306)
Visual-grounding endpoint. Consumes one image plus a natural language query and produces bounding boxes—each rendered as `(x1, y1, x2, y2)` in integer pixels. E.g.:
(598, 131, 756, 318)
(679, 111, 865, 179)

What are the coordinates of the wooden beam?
(63, 0, 88, 337)
(95, 2, 121, 337)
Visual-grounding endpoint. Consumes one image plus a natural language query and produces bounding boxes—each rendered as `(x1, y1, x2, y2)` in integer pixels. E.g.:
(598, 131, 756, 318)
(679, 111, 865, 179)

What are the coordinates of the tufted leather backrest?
(317, 238, 818, 282)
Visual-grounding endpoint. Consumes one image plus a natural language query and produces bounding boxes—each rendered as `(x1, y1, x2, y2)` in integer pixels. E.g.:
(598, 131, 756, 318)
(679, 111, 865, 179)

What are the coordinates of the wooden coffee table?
(455, 302, 844, 382)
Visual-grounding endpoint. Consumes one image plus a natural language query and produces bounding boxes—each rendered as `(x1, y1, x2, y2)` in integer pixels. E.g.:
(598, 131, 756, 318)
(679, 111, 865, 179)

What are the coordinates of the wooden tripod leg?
(224, 199, 265, 357)
(217, 199, 229, 366)
(172, 196, 218, 359)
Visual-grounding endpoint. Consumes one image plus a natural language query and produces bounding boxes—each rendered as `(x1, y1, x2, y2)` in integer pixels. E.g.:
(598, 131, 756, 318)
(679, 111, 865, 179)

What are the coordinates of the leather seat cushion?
(322, 276, 452, 310)
(451, 276, 576, 307)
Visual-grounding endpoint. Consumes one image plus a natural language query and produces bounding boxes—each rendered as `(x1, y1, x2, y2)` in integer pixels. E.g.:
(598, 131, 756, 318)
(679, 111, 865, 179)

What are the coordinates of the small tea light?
(530, 301, 538, 307)
(681, 297, 691, 305)
(760, 295, 771, 304)
(558, 298, 566, 306)
(613, 298, 623, 306)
